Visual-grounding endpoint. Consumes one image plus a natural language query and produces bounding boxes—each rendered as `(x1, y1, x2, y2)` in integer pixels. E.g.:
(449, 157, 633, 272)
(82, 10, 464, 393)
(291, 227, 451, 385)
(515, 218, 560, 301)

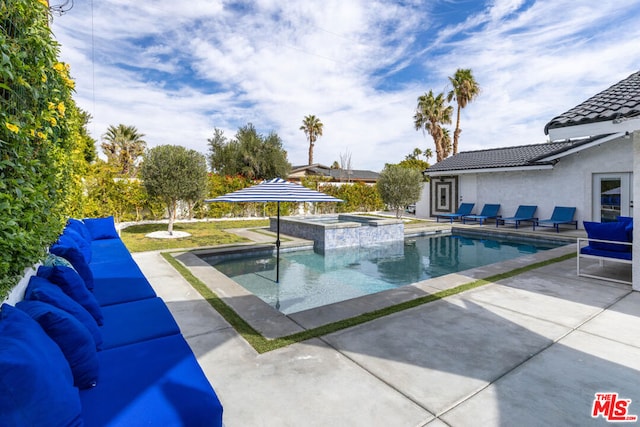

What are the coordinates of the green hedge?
(0, 0, 83, 297)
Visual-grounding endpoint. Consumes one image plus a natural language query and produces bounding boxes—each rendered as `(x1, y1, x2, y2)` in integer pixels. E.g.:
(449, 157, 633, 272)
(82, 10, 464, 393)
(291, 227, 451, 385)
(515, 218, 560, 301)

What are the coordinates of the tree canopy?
(376, 164, 424, 218)
(413, 90, 453, 162)
(208, 123, 290, 180)
(140, 145, 208, 234)
(101, 124, 147, 176)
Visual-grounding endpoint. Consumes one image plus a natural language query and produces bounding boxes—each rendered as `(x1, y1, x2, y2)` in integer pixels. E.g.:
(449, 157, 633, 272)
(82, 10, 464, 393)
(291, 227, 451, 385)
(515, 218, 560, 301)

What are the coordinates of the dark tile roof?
(545, 70, 640, 134)
(290, 164, 379, 181)
(425, 136, 607, 173)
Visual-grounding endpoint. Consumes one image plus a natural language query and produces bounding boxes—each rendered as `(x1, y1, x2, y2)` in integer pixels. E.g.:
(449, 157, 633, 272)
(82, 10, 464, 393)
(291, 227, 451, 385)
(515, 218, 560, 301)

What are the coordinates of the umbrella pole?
(276, 201, 280, 283)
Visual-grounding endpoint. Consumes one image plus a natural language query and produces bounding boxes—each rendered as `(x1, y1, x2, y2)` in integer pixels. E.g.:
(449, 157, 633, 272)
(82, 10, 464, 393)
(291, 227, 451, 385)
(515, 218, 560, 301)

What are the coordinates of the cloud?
(52, 0, 640, 170)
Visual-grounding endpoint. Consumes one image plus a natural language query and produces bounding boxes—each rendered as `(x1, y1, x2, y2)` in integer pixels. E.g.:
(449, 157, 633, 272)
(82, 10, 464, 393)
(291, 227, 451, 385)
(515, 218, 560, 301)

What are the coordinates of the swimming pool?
(202, 232, 564, 315)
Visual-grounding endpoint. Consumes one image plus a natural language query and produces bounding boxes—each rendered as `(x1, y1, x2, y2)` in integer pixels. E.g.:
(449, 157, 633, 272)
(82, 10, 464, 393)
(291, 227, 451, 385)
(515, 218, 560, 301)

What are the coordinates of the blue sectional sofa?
(0, 216, 223, 426)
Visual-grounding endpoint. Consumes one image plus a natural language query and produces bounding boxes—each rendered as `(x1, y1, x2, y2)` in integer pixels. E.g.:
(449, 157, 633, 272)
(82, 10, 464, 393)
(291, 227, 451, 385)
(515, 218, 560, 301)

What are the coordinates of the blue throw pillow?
(50, 234, 94, 290)
(617, 216, 634, 242)
(583, 221, 630, 252)
(66, 218, 92, 242)
(38, 265, 104, 325)
(0, 304, 83, 427)
(16, 300, 99, 390)
(25, 276, 103, 350)
(83, 216, 119, 240)
(63, 228, 92, 263)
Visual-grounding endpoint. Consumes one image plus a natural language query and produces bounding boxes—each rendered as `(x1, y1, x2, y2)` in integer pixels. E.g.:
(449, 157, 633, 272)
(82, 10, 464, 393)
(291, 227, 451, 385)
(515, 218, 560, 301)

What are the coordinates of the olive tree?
(376, 164, 424, 218)
(140, 145, 208, 234)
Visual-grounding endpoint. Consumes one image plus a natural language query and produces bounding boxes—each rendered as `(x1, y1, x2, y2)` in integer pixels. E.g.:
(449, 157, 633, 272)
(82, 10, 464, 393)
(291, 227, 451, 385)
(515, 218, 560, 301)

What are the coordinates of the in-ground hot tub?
(270, 214, 404, 251)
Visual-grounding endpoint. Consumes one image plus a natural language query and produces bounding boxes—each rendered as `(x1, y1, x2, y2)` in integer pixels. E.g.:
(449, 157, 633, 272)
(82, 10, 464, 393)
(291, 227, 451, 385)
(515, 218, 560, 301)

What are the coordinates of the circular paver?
(145, 230, 191, 239)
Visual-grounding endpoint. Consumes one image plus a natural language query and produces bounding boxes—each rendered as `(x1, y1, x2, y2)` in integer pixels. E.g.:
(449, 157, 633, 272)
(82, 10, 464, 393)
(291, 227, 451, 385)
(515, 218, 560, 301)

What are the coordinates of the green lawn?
(120, 220, 269, 252)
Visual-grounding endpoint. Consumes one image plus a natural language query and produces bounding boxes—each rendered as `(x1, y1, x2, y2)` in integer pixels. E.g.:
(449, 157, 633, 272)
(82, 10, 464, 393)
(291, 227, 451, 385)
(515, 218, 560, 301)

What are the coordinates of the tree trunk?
(308, 140, 314, 165)
(453, 104, 462, 154)
(167, 200, 176, 235)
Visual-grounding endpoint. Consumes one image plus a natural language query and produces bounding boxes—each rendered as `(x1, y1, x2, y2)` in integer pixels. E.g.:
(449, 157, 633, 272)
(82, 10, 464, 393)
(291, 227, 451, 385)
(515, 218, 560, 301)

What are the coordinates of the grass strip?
(163, 251, 576, 354)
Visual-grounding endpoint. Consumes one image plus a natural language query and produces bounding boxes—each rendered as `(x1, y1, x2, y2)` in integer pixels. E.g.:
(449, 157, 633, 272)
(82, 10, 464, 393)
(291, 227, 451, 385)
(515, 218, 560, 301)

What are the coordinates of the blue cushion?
(16, 300, 99, 389)
(580, 245, 632, 260)
(617, 216, 634, 242)
(25, 276, 103, 350)
(80, 334, 223, 427)
(84, 216, 119, 240)
(67, 218, 92, 242)
(0, 304, 83, 427)
(583, 221, 631, 252)
(93, 277, 157, 307)
(50, 233, 95, 290)
(63, 228, 92, 263)
(38, 265, 104, 325)
(100, 297, 180, 349)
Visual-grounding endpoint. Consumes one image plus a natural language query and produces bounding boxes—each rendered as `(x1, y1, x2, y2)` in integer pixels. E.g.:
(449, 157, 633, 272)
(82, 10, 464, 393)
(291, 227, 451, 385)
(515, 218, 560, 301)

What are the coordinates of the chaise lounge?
(462, 204, 501, 225)
(533, 206, 577, 233)
(435, 203, 475, 223)
(496, 205, 538, 229)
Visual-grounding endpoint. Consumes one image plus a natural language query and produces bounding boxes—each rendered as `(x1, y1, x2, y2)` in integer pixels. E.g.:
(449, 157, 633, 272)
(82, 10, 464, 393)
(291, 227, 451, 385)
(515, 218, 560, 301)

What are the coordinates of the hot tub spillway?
(269, 214, 405, 251)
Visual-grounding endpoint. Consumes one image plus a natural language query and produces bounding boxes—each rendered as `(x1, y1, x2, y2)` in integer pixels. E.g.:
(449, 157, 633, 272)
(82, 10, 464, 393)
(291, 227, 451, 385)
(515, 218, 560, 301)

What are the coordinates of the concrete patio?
(133, 240, 639, 426)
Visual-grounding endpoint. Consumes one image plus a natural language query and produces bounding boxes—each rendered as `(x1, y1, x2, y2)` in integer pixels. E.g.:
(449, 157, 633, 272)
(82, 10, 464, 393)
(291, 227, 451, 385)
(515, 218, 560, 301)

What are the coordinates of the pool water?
(206, 233, 562, 315)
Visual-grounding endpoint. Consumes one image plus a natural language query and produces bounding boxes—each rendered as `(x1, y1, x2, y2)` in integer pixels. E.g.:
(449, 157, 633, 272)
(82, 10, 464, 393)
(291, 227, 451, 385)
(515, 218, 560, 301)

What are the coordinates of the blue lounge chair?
(462, 204, 501, 225)
(496, 205, 538, 229)
(533, 206, 577, 232)
(435, 203, 475, 223)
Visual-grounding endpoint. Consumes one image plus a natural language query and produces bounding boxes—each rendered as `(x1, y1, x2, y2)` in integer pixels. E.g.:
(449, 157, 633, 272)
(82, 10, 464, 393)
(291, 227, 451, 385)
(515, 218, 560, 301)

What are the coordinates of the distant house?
(288, 163, 380, 185)
(418, 70, 640, 230)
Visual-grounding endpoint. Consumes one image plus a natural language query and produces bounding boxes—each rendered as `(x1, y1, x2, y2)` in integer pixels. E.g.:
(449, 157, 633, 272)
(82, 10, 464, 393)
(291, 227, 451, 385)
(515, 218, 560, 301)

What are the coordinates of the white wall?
(421, 137, 632, 227)
(415, 184, 430, 219)
(633, 131, 639, 291)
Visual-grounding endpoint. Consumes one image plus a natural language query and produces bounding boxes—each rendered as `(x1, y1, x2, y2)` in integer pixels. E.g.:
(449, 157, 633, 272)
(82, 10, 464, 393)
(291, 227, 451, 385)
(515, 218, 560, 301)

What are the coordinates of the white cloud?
(52, 0, 640, 170)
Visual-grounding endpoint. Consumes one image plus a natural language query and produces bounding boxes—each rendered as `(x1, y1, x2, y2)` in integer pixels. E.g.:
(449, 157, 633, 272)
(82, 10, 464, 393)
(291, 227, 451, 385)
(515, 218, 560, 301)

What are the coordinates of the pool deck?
(133, 223, 638, 426)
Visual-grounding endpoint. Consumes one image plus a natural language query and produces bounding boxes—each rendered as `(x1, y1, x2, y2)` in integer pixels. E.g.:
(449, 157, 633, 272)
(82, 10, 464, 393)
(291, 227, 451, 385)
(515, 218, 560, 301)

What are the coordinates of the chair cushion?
(50, 234, 95, 290)
(100, 297, 180, 349)
(80, 334, 223, 427)
(617, 216, 634, 242)
(93, 276, 157, 307)
(16, 300, 99, 389)
(580, 245, 632, 260)
(38, 265, 104, 325)
(0, 304, 83, 427)
(63, 228, 92, 263)
(66, 218, 92, 242)
(83, 216, 119, 240)
(583, 221, 631, 252)
(25, 276, 103, 350)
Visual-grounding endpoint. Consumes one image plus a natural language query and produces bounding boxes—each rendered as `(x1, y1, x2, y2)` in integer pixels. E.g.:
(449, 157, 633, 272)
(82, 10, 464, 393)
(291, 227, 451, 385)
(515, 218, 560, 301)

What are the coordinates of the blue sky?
(51, 0, 640, 170)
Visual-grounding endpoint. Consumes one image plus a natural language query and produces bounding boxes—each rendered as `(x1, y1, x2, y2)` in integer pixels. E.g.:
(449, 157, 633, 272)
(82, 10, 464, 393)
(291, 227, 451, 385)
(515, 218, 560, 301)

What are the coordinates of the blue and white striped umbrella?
(205, 177, 342, 203)
(205, 178, 342, 283)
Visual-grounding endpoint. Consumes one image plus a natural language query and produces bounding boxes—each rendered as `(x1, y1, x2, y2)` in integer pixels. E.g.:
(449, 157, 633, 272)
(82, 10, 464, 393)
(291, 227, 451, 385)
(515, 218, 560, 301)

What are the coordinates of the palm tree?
(300, 115, 324, 165)
(413, 90, 453, 162)
(447, 68, 480, 155)
(101, 124, 147, 176)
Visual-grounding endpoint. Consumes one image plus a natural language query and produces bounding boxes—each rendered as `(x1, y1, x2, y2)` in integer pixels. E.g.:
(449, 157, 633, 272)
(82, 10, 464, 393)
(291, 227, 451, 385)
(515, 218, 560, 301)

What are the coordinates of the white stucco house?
(416, 70, 639, 290)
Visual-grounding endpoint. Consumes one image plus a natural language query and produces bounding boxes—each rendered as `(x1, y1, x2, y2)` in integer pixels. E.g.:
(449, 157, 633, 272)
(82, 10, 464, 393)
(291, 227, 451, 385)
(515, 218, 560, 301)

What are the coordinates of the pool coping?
(171, 226, 579, 339)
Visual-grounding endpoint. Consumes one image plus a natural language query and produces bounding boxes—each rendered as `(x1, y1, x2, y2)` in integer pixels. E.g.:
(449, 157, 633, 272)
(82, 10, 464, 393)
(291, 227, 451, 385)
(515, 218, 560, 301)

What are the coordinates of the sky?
(50, 0, 640, 171)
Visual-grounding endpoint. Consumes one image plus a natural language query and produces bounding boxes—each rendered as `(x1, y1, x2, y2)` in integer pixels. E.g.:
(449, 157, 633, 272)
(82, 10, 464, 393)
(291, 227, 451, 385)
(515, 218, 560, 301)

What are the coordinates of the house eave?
(426, 164, 555, 177)
(537, 133, 625, 162)
(547, 118, 640, 141)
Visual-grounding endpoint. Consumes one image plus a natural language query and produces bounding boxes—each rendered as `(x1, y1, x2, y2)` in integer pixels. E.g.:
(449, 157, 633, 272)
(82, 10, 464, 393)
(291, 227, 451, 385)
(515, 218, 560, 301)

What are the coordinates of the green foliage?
(0, 0, 86, 297)
(207, 123, 291, 180)
(377, 165, 424, 218)
(317, 182, 384, 213)
(101, 124, 146, 177)
(140, 145, 208, 232)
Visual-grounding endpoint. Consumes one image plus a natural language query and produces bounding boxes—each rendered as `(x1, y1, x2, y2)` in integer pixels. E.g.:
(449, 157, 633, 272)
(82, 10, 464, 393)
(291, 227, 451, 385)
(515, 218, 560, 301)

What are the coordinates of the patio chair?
(533, 206, 577, 233)
(462, 204, 501, 225)
(435, 203, 475, 223)
(496, 205, 538, 229)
